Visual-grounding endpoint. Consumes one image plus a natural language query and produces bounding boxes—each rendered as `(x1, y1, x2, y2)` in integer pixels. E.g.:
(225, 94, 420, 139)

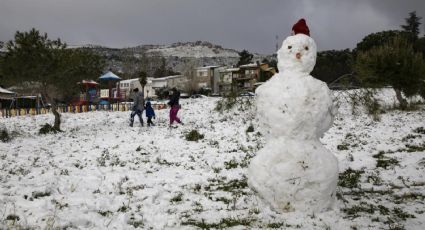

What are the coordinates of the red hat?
(292, 18, 310, 36)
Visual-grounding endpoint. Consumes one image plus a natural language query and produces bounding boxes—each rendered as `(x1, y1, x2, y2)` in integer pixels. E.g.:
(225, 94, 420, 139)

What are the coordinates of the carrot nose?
(296, 53, 301, 59)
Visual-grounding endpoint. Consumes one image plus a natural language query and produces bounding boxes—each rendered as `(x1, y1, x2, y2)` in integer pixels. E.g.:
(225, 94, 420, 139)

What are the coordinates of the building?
(195, 66, 219, 90)
(218, 68, 236, 95)
(118, 78, 157, 100)
(232, 63, 276, 92)
(151, 75, 188, 91)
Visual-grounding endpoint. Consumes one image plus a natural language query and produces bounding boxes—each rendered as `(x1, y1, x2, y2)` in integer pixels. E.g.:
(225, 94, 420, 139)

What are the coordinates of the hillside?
(74, 41, 272, 77)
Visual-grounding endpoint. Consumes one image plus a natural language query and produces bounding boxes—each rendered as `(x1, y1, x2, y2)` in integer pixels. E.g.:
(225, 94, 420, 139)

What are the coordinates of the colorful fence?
(0, 103, 167, 118)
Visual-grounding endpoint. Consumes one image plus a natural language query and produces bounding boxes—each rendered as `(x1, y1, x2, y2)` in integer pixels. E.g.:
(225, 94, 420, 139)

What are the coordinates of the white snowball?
(248, 34, 338, 213)
(277, 34, 317, 75)
(248, 138, 339, 213)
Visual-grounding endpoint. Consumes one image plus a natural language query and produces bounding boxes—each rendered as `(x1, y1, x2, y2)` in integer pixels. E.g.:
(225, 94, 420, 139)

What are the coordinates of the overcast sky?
(1, 0, 424, 53)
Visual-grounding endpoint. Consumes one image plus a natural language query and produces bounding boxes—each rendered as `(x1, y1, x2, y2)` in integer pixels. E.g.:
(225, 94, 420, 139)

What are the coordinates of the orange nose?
(296, 53, 301, 59)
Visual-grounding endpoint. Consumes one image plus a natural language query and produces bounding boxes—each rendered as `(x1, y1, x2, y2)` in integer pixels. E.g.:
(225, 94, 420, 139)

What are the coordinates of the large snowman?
(248, 19, 338, 213)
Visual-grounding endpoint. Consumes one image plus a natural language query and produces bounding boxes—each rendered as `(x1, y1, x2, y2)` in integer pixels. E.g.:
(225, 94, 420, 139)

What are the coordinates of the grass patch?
(337, 143, 350, 151)
(413, 127, 425, 134)
(392, 207, 415, 220)
(376, 158, 399, 169)
(32, 191, 51, 199)
(224, 159, 239, 169)
(267, 222, 286, 228)
(373, 151, 399, 169)
(338, 168, 364, 188)
(182, 217, 253, 229)
(342, 202, 375, 218)
(185, 130, 204, 142)
(170, 192, 184, 203)
(404, 143, 425, 152)
(98, 210, 113, 217)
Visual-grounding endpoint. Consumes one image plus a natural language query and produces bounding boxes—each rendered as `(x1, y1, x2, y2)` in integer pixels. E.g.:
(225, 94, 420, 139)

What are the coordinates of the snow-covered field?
(1, 91, 424, 229)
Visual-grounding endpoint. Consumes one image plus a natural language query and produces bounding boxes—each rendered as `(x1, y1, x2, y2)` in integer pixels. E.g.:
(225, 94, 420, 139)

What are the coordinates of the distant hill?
(72, 41, 273, 78)
(141, 41, 240, 58)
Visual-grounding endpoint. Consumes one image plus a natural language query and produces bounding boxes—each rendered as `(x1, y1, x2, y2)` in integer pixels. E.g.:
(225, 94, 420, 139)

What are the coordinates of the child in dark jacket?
(145, 101, 156, 127)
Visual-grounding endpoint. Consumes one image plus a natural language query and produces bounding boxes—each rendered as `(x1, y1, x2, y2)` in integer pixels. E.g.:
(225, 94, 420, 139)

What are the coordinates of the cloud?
(0, 0, 424, 53)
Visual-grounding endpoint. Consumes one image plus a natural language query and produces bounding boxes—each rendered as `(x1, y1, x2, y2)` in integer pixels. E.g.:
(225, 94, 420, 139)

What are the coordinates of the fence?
(0, 103, 168, 118)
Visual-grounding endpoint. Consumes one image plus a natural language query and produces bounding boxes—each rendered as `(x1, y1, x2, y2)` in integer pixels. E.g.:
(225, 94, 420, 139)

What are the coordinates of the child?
(145, 101, 156, 127)
(130, 88, 144, 127)
(167, 87, 183, 127)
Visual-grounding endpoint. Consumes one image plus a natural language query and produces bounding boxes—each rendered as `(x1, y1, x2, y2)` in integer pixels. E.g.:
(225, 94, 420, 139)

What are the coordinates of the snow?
(147, 44, 239, 58)
(1, 93, 425, 229)
(0, 86, 15, 95)
(249, 33, 338, 213)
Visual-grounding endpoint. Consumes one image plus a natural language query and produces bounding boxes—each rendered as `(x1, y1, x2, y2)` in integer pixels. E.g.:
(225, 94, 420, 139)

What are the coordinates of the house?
(151, 75, 188, 91)
(232, 62, 276, 92)
(195, 66, 219, 90)
(218, 68, 237, 95)
(118, 78, 157, 100)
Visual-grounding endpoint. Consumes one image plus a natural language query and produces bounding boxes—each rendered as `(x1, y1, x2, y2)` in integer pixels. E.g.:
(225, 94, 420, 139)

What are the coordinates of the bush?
(246, 124, 254, 133)
(185, 130, 204, 141)
(39, 123, 60, 135)
(0, 128, 11, 142)
(215, 90, 254, 112)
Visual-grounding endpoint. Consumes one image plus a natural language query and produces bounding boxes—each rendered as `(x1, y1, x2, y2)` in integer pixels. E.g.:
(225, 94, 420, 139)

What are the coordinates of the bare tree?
(181, 58, 199, 94)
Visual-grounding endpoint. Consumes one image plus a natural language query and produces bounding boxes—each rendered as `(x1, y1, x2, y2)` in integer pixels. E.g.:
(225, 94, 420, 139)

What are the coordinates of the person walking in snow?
(167, 87, 183, 127)
(130, 88, 145, 127)
(145, 100, 156, 127)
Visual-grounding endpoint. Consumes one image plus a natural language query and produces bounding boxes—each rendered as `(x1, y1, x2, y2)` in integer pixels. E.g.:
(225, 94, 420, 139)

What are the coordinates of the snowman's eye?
(288, 46, 292, 49)
(305, 46, 309, 51)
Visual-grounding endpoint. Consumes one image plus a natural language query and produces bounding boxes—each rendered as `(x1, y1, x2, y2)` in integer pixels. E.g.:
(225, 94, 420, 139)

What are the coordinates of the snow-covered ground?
(1, 90, 424, 229)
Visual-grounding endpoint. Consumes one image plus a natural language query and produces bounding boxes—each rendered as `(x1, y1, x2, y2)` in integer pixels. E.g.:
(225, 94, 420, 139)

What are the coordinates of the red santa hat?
(292, 18, 310, 36)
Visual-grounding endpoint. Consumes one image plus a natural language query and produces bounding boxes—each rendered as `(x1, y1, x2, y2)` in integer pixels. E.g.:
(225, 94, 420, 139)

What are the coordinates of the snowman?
(248, 19, 338, 213)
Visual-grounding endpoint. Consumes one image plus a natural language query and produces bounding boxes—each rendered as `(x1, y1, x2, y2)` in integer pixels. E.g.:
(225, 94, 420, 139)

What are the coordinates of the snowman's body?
(248, 34, 338, 213)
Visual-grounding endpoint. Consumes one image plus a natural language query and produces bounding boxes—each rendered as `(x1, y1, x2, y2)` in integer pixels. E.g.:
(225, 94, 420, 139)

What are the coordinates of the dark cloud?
(0, 0, 424, 53)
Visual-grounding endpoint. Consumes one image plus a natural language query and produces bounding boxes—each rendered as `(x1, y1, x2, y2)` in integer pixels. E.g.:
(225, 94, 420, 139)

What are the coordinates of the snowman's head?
(277, 34, 317, 75)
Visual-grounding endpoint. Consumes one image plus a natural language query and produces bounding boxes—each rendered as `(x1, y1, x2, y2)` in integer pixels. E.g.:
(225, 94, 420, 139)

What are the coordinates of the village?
(0, 60, 275, 117)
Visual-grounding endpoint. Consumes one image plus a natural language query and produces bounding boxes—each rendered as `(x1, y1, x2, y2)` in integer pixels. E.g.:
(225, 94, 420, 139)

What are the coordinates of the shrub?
(185, 130, 204, 141)
(246, 124, 254, 133)
(0, 128, 11, 142)
(39, 123, 60, 134)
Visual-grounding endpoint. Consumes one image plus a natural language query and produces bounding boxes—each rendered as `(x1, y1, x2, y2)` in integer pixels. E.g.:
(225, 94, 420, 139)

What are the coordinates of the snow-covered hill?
(73, 41, 272, 76)
(1, 90, 423, 229)
(144, 41, 240, 58)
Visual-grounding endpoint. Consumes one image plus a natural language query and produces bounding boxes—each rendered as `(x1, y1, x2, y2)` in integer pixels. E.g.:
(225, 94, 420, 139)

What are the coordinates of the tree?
(181, 58, 199, 94)
(355, 35, 425, 108)
(138, 71, 147, 95)
(2, 28, 104, 130)
(401, 11, 422, 41)
(312, 49, 353, 83)
(237, 49, 253, 66)
(355, 30, 405, 53)
(262, 58, 278, 72)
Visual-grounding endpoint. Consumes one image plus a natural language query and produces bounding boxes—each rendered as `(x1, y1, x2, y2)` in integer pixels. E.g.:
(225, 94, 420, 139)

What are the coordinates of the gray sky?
(1, 0, 424, 53)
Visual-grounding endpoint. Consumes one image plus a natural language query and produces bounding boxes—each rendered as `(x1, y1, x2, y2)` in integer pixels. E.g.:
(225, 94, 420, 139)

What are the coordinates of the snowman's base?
(248, 137, 338, 213)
